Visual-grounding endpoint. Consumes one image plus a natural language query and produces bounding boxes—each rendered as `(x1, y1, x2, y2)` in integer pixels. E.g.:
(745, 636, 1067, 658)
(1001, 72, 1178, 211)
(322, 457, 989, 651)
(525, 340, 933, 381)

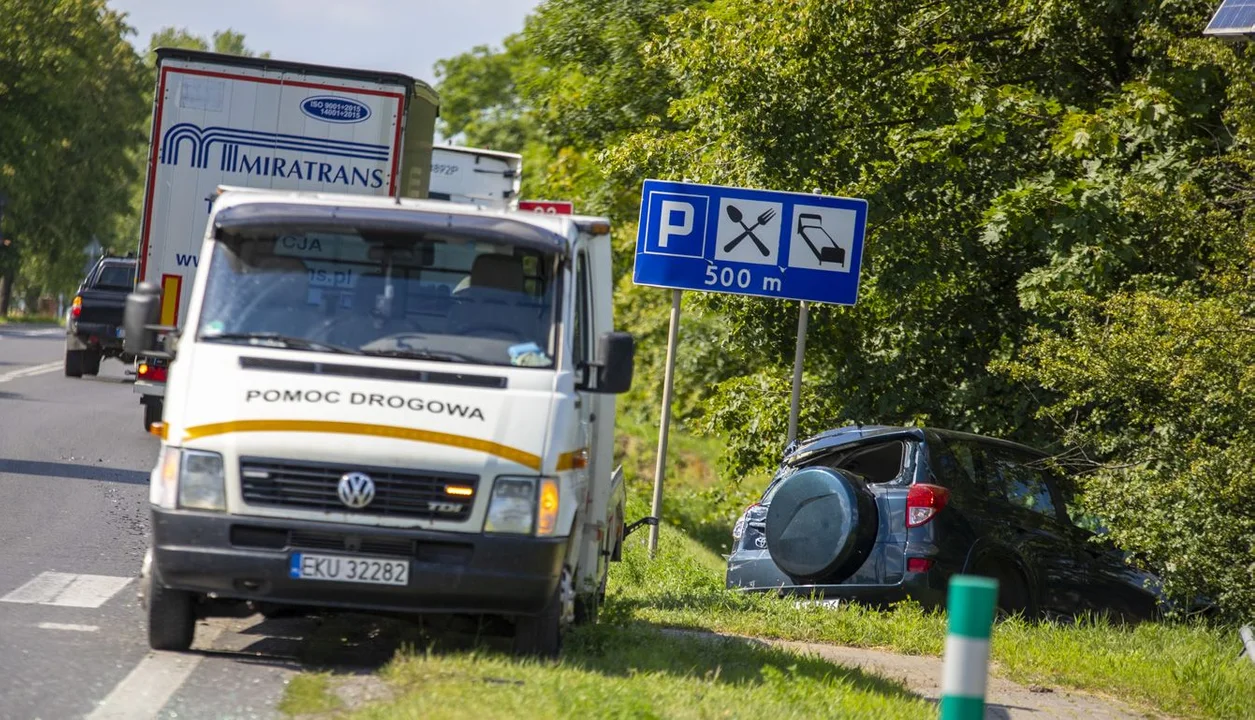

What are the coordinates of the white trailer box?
(429, 145, 522, 210)
(133, 48, 437, 428)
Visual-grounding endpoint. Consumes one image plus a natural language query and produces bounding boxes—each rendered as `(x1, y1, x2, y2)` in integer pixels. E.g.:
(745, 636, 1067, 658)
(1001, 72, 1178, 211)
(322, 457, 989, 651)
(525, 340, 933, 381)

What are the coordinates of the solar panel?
(1205, 0, 1255, 36)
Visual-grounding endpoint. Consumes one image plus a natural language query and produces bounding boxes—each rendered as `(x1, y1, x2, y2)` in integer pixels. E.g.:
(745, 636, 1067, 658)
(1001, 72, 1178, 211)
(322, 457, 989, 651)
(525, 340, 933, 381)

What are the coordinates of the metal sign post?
(787, 301, 809, 444)
(648, 289, 683, 557)
(633, 178, 868, 554)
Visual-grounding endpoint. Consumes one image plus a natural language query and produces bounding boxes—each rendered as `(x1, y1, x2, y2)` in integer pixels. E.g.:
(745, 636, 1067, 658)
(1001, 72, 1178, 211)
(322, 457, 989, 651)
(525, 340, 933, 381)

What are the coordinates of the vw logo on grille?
(337, 472, 375, 509)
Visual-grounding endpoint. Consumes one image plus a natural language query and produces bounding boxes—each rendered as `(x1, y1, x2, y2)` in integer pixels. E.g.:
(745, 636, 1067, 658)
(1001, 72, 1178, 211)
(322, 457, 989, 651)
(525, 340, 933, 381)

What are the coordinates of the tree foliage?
(0, 0, 147, 300)
(436, 0, 1255, 615)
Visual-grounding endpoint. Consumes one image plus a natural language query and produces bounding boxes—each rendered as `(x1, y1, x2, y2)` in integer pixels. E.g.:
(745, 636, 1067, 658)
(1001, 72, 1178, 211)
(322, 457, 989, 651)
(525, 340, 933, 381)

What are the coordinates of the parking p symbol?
(659, 201, 692, 248)
(644, 192, 708, 259)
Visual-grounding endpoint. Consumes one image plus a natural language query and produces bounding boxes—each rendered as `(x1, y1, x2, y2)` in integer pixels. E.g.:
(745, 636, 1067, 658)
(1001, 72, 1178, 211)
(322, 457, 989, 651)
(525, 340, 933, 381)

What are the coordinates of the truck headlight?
(484, 477, 537, 535)
(178, 450, 226, 511)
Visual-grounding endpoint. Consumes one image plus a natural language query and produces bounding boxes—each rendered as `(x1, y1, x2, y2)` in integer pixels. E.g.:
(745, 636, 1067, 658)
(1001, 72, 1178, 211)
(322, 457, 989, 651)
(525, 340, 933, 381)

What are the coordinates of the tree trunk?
(0, 271, 12, 317)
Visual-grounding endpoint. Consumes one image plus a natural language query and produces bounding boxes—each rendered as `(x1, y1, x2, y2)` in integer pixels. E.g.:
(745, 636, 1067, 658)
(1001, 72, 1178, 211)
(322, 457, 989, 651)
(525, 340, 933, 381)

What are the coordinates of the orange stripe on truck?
(160, 274, 182, 326)
(182, 420, 542, 471)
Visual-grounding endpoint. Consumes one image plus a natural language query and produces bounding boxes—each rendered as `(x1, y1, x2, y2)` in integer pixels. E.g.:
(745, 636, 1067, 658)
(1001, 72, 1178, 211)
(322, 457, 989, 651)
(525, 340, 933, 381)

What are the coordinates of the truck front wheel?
(146, 574, 196, 651)
(513, 585, 564, 658)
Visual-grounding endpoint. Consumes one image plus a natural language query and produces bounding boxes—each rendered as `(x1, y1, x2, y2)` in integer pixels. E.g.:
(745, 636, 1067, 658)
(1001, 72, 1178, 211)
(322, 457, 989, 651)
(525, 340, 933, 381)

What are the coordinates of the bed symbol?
(796, 213, 845, 266)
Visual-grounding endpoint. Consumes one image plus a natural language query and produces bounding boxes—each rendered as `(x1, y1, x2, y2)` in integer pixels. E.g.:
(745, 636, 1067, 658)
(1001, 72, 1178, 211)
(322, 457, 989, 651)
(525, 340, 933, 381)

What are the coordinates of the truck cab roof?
(211, 186, 610, 254)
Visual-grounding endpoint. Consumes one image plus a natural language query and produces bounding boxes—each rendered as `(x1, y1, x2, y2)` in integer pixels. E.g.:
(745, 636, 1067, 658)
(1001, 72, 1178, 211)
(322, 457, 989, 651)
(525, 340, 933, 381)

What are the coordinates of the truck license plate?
(289, 553, 408, 586)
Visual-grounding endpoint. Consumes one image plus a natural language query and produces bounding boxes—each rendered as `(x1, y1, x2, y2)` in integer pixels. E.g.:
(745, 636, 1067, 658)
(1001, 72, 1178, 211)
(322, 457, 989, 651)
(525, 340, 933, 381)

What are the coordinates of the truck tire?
(764, 467, 879, 584)
(513, 585, 563, 658)
(83, 350, 101, 376)
(146, 574, 196, 651)
(143, 400, 162, 432)
(64, 349, 84, 378)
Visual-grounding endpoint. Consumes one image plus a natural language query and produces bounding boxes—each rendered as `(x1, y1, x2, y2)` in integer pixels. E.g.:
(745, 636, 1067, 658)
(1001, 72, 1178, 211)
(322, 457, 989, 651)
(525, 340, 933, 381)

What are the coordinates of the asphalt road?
(0, 326, 308, 720)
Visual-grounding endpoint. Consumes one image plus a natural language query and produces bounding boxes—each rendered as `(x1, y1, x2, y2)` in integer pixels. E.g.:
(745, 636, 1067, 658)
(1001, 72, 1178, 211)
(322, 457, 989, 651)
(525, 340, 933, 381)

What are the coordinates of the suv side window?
(985, 448, 1059, 519)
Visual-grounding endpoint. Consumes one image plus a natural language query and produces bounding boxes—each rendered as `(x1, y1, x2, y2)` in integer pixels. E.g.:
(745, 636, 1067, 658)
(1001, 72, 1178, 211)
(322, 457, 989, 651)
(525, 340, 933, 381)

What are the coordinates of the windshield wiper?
(201, 332, 362, 355)
(361, 348, 473, 363)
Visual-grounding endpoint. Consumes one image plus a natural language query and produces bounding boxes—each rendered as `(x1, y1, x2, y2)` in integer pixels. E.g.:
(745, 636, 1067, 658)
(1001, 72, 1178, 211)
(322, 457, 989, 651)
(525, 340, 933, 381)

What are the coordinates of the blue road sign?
(633, 179, 867, 305)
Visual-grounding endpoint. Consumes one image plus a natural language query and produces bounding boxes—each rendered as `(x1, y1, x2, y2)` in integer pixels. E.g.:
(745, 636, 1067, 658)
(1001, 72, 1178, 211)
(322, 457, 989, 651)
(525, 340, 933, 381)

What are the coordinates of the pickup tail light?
(906, 483, 950, 528)
(70, 296, 82, 319)
(138, 362, 168, 383)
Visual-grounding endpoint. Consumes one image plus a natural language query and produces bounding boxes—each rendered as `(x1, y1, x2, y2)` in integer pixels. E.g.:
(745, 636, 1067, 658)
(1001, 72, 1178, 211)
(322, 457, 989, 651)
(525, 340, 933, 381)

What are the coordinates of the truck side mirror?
(593, 331, 635, 395)
(124, 282, 162, 355)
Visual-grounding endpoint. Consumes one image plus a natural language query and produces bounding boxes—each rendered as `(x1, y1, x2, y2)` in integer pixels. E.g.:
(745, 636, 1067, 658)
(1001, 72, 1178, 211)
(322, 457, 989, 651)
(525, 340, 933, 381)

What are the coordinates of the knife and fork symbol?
(723, 205, 776, 255)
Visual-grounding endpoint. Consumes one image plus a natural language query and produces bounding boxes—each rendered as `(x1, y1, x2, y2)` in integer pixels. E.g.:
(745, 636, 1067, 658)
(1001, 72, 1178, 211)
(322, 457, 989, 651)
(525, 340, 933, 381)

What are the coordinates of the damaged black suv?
(726, 425, 1165, 620)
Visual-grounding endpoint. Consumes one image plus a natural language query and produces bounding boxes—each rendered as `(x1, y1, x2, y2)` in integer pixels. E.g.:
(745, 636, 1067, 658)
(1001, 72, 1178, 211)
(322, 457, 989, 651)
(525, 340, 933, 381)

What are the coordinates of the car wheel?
(83, 350, 101, 376)
(764, 467, 879, 584)
(146, 573, 197, 651)
(64, 349, 84, 378)
(971, 559, 1035, 620)
(513, 585, 563, 658)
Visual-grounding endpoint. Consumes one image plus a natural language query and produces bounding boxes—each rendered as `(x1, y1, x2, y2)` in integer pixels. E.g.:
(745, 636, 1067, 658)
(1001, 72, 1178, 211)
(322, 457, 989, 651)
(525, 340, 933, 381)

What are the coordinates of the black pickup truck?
(65, 256, 137, 377)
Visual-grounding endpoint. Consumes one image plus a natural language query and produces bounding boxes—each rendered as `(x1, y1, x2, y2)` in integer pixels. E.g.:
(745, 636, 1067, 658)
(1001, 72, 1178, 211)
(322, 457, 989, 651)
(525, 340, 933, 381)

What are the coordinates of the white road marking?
(0, 572, 132, 607)
(38, 622, 100, 632)
(0, 361, 62, 384)
(86, 625, 225, 720)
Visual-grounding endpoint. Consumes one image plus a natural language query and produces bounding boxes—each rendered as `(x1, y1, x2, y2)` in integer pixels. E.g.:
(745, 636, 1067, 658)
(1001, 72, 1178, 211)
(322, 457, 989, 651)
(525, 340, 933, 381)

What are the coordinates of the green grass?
(281, 426, 1255, 720)
(0, 312, 63, 325)
(280, 674, 341, 716)
(608, 494, 1255, 719)
(348, 625, 931, 719)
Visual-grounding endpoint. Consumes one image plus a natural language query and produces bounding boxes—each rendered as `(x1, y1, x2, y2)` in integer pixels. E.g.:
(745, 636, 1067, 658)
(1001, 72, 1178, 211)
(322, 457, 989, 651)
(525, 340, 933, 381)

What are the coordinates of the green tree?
(435, 0, 1255, 613)
(0, 0, 148, 310)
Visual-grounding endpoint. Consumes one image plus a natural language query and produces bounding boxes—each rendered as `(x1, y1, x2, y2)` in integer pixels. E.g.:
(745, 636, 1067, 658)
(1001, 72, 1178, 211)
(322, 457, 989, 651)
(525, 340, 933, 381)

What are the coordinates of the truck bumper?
(150, 508, 567, 617)
(134, 379, 165, 397)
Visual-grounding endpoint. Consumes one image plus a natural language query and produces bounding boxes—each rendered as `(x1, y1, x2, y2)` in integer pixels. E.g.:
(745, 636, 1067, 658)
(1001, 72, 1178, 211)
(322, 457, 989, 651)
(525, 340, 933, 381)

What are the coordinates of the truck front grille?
(239, 457, 477, 522)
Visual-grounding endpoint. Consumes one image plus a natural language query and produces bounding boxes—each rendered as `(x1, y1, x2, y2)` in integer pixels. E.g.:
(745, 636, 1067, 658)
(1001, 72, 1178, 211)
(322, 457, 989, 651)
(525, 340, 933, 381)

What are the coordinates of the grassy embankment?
(0, 312, 63, 325)
(284, 423, 1255, 719)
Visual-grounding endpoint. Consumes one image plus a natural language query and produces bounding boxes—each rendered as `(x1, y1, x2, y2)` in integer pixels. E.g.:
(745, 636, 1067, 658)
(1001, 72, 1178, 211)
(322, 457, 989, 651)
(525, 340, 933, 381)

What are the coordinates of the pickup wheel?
(513, 585, 563, 658)
(64, 349, 84, 378)
(83, 350, 101, 376)
(146, 574, 196, 651)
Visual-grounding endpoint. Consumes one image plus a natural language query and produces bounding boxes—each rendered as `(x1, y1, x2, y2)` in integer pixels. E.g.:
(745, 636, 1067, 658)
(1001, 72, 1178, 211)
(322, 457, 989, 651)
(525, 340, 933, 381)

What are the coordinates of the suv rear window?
(95, 263, 135, 289)
(826, 441, 906, 484)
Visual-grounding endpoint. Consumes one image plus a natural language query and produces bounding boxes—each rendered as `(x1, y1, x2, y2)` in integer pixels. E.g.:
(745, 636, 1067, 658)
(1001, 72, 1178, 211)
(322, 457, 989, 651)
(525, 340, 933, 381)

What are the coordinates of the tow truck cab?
(125, 189, 634, 655)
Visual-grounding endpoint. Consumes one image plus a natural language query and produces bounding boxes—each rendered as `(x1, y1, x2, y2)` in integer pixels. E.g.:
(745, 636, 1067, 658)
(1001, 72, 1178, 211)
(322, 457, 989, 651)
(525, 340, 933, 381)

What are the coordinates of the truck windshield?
(196, 229, 560, 368)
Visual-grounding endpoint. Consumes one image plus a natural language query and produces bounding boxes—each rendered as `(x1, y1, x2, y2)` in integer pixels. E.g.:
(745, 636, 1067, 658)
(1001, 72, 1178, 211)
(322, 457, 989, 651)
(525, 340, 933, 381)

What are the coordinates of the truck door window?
(573, 251, 591, 372)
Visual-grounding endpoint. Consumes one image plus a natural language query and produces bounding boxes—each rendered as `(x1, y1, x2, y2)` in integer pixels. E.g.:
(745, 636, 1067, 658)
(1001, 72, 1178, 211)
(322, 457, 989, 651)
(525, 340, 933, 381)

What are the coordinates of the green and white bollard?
(940, 575, 999, 720)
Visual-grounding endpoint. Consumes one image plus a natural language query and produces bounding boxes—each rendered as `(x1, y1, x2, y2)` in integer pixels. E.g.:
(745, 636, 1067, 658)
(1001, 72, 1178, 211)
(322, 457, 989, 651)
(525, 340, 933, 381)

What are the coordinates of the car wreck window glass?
(196, 229, 560, 368)
(827, 441, 906, 484)
(986, 450, 1059, 519)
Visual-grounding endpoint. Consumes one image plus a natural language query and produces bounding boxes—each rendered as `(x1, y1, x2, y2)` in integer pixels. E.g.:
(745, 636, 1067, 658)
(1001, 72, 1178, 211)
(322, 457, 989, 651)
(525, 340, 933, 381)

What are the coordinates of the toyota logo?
(337, 472, 375, 509)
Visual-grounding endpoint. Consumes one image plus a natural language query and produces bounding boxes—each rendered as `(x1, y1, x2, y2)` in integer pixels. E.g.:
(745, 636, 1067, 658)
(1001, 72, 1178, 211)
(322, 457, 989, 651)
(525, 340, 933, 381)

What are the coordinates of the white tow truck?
(125, 187, 635, 655)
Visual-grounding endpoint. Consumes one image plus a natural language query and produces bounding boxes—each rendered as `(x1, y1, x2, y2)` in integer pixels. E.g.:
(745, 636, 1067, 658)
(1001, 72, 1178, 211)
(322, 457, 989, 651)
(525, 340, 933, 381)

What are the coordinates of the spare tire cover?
(764, 467, 876, 583)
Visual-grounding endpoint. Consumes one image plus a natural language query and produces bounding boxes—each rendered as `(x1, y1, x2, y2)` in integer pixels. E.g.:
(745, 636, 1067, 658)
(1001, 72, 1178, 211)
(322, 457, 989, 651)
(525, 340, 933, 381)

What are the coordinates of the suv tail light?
(70, 296, 82, 318)
(906, 483, 949, 528)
